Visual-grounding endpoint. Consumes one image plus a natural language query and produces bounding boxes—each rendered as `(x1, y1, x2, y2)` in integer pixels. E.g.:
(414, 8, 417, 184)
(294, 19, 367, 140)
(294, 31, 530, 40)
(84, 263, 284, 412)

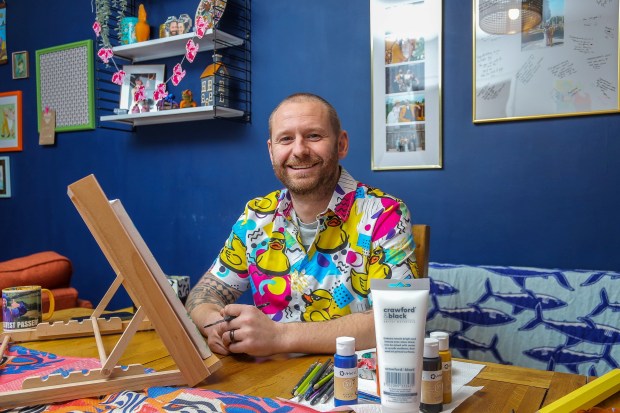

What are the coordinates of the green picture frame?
(35, 40, 95, 132)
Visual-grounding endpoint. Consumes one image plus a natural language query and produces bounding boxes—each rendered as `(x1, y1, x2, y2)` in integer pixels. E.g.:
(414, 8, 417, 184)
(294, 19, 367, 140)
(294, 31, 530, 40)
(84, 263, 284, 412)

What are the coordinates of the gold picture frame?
(473, 0, 620, 123)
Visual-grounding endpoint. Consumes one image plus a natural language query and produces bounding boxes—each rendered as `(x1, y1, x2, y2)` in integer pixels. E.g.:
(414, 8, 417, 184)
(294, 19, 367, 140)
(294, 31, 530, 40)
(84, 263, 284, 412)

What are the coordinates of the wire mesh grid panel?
(36, 40, 95, 132)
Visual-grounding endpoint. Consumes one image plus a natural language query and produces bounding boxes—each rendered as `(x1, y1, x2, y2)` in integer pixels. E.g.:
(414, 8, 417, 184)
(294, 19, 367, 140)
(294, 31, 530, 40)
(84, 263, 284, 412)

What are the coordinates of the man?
(186, 93, 418, 357)
(2, 295, 27, 323)
(167, 19, 179, 36)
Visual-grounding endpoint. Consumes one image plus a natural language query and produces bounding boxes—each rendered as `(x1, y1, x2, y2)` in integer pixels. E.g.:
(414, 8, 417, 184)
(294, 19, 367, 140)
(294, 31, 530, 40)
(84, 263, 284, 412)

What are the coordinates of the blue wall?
(1, 1, 619, 308)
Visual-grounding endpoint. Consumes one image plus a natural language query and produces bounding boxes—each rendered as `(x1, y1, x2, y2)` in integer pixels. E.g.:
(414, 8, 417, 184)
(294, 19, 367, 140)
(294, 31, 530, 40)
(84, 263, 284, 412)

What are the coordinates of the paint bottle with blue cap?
(334, 336, 358, 406)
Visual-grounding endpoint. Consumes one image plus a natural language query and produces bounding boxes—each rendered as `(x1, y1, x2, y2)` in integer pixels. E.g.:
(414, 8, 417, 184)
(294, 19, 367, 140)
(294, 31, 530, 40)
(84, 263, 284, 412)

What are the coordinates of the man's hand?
(201, 309, 233, 355)
(217, 305, 376, 356)
(186, 272, 243, 355)
(217, 304, 285, 357)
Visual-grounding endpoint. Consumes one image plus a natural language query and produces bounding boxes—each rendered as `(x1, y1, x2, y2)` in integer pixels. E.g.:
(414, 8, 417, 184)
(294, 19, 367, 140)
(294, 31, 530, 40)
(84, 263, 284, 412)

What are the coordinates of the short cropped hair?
(268, 93, 342, 138)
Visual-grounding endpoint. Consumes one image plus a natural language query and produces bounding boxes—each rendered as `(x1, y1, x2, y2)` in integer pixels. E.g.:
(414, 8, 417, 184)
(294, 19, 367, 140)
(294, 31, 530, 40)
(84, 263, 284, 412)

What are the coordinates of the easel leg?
(0, 334, 11, 360)
(92, 274, 124, 319)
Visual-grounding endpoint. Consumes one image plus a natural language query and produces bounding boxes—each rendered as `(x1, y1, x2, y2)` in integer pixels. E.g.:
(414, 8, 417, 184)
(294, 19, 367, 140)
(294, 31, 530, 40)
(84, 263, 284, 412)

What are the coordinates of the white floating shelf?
(113, 30, 244, 62)
(100, 106, 245, 126)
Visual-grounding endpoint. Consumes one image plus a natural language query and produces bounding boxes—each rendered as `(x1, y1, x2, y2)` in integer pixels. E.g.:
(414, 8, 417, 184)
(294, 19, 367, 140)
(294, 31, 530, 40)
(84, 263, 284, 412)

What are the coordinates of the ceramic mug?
(120, 17, 139, 45)
(2, 286, 55, 330)
(167, 275, 191, 304)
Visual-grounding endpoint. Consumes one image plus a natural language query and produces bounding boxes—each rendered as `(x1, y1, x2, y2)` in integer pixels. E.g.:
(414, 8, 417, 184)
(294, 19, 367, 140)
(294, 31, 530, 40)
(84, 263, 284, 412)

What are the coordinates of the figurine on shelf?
(136, 4, 150, 42)
(157, 93, 179, 111)
(200, 54, 229, 107)
(180, 90, 197, 108)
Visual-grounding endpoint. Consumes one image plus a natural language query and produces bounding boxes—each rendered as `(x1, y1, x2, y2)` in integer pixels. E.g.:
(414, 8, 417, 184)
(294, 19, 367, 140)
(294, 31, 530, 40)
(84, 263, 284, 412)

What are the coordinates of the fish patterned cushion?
(426, 263, 620, 376)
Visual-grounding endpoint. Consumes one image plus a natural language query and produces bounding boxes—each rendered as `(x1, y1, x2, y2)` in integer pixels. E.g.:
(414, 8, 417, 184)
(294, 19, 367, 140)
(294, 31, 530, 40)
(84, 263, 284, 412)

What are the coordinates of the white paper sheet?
(289, 359, 486, 412)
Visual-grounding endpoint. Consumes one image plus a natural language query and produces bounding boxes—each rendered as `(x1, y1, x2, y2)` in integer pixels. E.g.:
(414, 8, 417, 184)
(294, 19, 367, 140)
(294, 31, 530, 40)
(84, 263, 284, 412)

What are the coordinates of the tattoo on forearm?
(185, 274, 241, 314)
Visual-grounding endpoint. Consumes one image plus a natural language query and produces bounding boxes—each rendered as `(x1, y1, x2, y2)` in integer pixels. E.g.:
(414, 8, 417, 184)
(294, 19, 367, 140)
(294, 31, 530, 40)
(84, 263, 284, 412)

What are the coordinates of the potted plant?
(94, 0, 129, 49)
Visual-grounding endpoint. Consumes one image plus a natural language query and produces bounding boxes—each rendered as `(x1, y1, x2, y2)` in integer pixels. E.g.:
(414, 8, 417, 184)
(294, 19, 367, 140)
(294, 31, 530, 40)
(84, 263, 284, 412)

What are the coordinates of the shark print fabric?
(426, 263, 620, 376)
(210, 168, 418, 323)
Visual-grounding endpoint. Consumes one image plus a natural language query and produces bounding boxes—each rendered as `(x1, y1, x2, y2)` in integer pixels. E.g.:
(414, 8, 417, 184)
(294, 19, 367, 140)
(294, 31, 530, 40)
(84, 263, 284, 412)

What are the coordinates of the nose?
(290, 135, 311, 157)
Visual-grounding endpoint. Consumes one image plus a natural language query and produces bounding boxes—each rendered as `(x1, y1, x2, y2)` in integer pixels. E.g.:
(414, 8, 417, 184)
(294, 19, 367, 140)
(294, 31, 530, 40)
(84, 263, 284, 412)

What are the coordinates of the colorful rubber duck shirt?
(210, 168, 418, 323)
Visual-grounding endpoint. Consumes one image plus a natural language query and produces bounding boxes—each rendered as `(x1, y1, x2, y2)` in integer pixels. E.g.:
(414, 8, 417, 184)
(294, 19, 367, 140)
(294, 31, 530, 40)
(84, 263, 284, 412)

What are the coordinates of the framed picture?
(370, 0, 442, 170)
(12, 51, 28, 79)
(0, 2, 7, 65)
(35, 40, 95, 132)
(119, 64, 165, 113)
(0, 156, 11, 198)
(0, 91, 23, 152)
(474, 0, 620, 123)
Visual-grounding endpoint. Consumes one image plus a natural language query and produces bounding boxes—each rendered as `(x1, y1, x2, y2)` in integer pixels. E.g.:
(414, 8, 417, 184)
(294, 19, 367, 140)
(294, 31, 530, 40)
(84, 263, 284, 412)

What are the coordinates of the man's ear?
(338, 130, 349, 159)
(267, 137, 274, 164)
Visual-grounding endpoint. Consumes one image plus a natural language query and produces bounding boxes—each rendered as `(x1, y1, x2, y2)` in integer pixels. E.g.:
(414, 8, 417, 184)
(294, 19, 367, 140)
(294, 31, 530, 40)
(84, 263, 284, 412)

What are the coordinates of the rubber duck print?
(248, 190, 281, 215)
(315, 216, 349, 254)
(256, 232, 290, 276)
(350, 264, 370, 297)
(368, 186, 398, 201)
(219, 233, 247, 272)
(368, 246, 392, 278)
(351, 246, 392, 297)
(301, 289, 350, 321)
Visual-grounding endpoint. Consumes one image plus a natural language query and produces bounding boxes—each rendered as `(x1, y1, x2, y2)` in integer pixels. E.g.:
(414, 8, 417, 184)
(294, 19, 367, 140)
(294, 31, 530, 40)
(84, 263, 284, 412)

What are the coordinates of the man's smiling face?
(268, 99, 348, 197)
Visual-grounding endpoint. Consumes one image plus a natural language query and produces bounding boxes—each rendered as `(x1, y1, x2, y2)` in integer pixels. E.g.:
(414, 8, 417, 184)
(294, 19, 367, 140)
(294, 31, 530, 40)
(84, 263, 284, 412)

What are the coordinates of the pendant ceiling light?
(479, 0, 543, 35)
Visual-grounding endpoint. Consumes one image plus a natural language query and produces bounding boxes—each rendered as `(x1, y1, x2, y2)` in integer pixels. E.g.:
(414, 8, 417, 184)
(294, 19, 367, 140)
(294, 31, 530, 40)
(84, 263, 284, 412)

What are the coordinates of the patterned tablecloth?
(0, 345, 320, 412)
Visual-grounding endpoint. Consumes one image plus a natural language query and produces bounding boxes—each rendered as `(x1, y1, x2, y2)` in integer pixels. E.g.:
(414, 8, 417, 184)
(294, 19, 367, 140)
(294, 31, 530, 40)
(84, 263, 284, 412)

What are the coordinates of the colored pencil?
(294, 362, 322, 396)
(291, 361, 318, 395)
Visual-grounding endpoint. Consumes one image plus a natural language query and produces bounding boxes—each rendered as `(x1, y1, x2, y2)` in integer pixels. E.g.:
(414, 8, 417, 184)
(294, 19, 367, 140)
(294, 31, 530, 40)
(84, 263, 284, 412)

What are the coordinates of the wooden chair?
(412, 224, 430, 278)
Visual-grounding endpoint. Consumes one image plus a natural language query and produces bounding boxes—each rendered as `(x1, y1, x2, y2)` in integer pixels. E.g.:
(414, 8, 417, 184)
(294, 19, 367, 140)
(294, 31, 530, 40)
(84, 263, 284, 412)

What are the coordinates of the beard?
(272, 151, 340, 198)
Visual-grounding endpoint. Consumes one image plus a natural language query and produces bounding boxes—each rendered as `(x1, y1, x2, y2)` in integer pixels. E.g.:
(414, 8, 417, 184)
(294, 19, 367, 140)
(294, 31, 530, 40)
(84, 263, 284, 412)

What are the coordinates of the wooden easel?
(0, 175, 221, 409)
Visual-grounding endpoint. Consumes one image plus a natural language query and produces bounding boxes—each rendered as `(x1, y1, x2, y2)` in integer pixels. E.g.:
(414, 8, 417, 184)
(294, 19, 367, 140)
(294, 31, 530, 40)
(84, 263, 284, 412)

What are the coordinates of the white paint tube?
(371, 278, 430, 413)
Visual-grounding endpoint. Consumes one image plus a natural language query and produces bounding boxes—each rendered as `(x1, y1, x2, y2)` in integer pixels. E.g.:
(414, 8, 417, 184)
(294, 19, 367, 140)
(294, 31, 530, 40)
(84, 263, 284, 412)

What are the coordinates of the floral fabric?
(0, 345, 101, 392)
(2, 386, 322, 413)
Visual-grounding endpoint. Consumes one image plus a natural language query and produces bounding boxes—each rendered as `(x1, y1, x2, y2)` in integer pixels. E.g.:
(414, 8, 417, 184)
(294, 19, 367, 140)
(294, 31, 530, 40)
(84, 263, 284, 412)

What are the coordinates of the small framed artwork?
(119, 64, 165, 113)
(0, 2, 6, 65)
(12, 51, 28, 79)
(473, 0, 620, 122)
(0, 91, 23, 152)
(0, 156, 11, 198)
(35, 40, 95, 132)
(370, 0, 443, 170)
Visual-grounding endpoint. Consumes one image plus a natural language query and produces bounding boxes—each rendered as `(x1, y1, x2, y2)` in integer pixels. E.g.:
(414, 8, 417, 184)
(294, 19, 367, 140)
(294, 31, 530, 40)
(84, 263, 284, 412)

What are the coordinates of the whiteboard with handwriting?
(474, 0, 619, 122)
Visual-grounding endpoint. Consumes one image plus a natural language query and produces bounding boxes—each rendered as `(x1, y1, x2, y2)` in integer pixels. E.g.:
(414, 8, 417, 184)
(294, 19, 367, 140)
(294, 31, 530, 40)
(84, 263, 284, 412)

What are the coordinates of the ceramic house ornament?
(200, 54, 228, 107)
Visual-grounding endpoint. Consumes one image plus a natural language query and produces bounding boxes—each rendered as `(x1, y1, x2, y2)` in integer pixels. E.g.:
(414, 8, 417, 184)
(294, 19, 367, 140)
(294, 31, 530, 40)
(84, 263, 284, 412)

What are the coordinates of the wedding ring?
(229, 329, 236, 343)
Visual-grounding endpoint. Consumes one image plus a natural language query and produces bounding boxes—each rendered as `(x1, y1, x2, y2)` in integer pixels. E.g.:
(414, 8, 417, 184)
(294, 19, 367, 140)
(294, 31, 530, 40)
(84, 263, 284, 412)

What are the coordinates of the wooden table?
(2, 308, 619, 412)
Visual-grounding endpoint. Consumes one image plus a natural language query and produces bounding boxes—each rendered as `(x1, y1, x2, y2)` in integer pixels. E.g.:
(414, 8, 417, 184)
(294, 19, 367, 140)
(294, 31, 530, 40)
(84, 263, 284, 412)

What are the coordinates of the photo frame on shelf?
(0, 156, 11, 198)
(370, 0, 442, 170)
(12, 51, 28, 79)
(473, 0, 620, 123)
(119, 64, 166, 113)
(0, 91, 23, 152)
(35, 40, 95, 132)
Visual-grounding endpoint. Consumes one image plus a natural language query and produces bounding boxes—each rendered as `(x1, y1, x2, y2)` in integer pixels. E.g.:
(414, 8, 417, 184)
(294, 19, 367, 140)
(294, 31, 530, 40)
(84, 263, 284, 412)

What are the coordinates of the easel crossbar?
(1, 370, 187, 410)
